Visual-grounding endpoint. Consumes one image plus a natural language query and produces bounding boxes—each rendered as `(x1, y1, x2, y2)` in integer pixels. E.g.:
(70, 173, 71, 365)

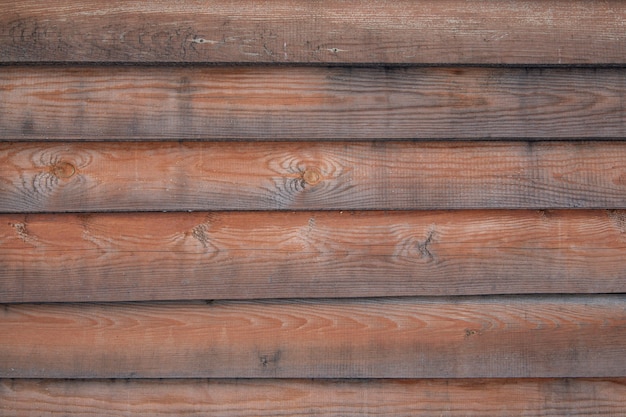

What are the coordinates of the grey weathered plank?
(2, 0, 626, 64)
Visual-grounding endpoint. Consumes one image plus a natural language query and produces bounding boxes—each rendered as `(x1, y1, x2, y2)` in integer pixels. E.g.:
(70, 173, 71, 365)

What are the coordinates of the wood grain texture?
(2, 297, 626, 378)
(2, 141, 626, 212)
(2, 378, 626, 416)
(2, 210, 626, 303)
(2, 0, 626, 64)
(3, 67, 626, 140)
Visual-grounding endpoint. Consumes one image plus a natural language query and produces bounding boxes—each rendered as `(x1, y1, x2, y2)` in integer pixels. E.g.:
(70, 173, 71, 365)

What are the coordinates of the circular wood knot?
(302, 168, 322, 186)
(51, 161, 76, 179)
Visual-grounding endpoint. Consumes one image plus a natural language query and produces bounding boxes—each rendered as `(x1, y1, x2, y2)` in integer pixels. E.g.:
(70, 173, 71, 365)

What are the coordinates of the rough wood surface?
(4, 0, 626, 409)
(2, 0, 626, 64)
(2, 297, 626, 378)
(2, 378, 626, 416)
(3, 67, 626, 140)
(2, 210, 626, 302)
(2, 141, 626, 212)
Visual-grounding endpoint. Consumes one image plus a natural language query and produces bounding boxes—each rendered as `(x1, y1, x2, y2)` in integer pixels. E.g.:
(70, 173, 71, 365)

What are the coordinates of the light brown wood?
(3, 67, 626, 140)
(2, 378, 626, 416)
(2, 0, 626, 64)
(2, 141, 626, 212)
(2, 210, 626, 302)
(2, 297, 626, 378)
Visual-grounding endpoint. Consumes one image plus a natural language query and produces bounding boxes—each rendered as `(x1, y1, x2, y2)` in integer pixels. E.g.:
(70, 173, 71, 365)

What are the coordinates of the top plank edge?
(2, 0, 626, 65)
(4, 63, 626, 69)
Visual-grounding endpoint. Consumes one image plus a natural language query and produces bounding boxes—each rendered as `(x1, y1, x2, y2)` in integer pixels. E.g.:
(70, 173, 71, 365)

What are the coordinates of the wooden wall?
(2, 1, 626, 415)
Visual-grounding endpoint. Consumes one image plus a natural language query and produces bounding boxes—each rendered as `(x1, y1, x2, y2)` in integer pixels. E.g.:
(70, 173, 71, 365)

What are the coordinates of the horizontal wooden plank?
(2, 297, 626, 378)
(2, 0, 626, 64)
(2, 378, 626, 416)
(2, 141, 626, 212)
(2, 210, 626, 302)
(3, 67, 626, 140)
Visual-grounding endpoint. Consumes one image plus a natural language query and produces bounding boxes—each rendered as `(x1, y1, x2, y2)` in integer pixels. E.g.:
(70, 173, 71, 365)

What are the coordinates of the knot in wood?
(50, 161, 76, 179)
(302, 168, 322, 186)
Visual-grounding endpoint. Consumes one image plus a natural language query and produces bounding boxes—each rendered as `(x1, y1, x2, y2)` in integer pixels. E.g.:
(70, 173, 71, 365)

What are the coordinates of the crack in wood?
(416, 229, 436, 260)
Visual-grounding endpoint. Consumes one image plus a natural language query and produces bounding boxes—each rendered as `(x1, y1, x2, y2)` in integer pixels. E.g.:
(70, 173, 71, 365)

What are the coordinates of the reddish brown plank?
(2, 0, 626, 64)
(2, 141, 626, 212)
(2, 210, 626, 302)
(2, 297, 626, 378)
(2, 378, 626, 416)
(2, 67, 626, 140)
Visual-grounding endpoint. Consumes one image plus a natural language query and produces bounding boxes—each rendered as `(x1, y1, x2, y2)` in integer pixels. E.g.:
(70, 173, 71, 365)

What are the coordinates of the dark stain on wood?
(3, 67, 626, 140)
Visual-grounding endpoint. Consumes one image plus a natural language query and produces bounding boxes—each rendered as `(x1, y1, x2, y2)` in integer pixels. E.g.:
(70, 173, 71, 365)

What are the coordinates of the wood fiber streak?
(2, 378, 626, 417)
(2, 141, 626, 212)
(3, 67, 626, 140)
(2, 297, 626, 378)
(2, 0, 626, 64)
(2, 210, 626, 303)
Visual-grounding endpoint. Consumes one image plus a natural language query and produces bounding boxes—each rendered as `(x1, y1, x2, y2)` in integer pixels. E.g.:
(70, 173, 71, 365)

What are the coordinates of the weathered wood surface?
(2, 297, 626, 378)
(3, 67, 626, 141)
(2, 378, 626, 416)
(3, 0, 625, 412)
(2, 141, 626, 212)
(2, 0, 626, 64)
(2, 210, 626, 302)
